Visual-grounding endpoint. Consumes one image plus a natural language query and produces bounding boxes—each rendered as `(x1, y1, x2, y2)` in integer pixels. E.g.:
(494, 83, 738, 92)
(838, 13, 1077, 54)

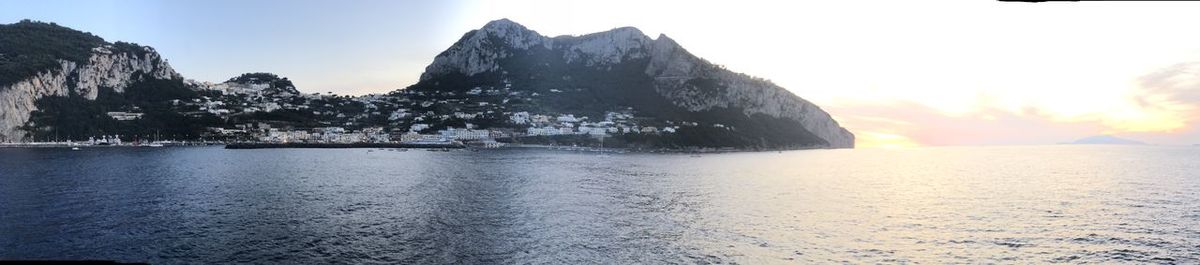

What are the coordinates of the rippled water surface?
(1, 145, 1198, 263)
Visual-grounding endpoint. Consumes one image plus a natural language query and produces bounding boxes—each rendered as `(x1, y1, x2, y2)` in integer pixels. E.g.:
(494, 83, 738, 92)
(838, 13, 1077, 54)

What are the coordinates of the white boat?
(71, 147, 81, 151)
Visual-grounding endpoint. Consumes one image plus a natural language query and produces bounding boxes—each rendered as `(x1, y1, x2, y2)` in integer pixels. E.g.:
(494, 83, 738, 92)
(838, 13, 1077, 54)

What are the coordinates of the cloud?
(829, 100, 1107, 147)
(826, 60, 1200, 147)
(1136, 62, 1200, 104)
(1129, 62, 1200, 126)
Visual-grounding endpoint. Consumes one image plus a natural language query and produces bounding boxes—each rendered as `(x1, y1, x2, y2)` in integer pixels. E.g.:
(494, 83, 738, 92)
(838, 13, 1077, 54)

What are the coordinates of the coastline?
(224, 142, 465, 149)
(0, 142, 217, 148)
(1, 141, 836, 154)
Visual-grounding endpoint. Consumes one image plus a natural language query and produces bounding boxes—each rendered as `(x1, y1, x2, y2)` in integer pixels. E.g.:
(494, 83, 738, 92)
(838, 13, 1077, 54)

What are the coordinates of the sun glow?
(1101, 108, 1193, 133)
(856, 131, 921, 149)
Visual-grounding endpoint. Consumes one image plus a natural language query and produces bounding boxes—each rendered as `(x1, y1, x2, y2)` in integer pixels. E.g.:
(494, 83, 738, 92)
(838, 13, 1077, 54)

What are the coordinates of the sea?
(1, 145, 1197, 264)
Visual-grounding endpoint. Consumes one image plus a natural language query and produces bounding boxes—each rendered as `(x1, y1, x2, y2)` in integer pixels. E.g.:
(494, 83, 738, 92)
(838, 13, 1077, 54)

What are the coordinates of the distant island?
(0, 19, 853, 150)
(1066, 135, 1147, 145)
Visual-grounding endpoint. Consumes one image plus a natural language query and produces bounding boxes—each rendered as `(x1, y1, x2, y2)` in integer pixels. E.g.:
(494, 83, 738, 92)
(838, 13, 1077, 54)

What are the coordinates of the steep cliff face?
(645, 36, 854, 148)
(415, 19, 854, 148)
(0, 45, 179, 142)
(420, 20, 657, 80)
(421, 19, 552, 81)
(558, 27, 653, 66)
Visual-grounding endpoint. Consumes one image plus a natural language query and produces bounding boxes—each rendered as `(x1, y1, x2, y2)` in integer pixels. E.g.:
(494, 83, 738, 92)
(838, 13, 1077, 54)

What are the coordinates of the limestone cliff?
(0, 45, 179, 141)
(645, 35, 854, 148)
(416, 19, 854, 148)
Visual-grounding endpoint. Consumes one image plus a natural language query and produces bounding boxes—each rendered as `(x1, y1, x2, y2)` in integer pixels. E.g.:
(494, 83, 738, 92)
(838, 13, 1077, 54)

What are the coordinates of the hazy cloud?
(1133, 62, 1200, 120)
(826, 60, 1200, 147)
(829, 101, 1107, 147)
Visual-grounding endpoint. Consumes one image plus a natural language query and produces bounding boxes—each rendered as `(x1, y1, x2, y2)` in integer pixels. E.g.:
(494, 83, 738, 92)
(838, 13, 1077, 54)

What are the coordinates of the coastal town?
(6, 74, 735, 150)
(208, 110, 679, 147)
(190, 74, 695, 148)
(1, 115, 684, 150)
(5, 72, 751, 150)
(3, 19, 852, 151)
(182, 74, 691, 147)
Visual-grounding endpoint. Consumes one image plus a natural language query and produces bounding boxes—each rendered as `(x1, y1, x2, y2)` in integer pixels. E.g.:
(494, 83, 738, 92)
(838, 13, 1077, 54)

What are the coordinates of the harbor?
(224, 142, 464, 149)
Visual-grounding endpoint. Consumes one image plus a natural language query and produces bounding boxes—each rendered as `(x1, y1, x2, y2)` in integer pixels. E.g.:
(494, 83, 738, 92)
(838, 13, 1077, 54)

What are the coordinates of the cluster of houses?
(212, 122, 505, 147)
(183, 76, 702, 147)
(514, 111, 678, 137)
(181, 81, 308, 116)
(382, 83, 685, 141)
(212, 107, 686, 147)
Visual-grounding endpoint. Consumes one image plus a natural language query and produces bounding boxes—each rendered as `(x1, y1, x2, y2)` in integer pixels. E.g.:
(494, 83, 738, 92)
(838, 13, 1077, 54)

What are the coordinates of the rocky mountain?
(412, 19, 854, 148)
(0, 19, 853, 150)
(0, 21, 358, 143)
(0, 20, 180, 142)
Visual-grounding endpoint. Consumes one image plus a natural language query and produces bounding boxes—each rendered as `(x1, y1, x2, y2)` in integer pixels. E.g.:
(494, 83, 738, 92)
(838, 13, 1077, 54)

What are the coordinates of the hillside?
(0, 19, 854, 150)
(0, 20, 182, 142)
(407, 19, 853, 148)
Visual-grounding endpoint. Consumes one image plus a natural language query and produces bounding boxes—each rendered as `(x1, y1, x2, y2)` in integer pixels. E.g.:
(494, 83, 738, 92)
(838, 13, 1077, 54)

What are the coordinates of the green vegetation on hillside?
(227, 72, 298, 94)
(21, 76, 224, 141)
(0, 19, 107, 86)
(408, 44, 829, 149)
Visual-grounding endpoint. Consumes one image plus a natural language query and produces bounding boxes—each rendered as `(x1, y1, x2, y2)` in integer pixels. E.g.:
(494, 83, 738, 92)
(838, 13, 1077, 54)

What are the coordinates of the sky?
(3, 0, 1199, 147)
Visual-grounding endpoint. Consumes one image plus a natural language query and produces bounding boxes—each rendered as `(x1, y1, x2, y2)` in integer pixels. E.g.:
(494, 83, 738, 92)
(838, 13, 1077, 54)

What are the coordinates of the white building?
(556, 114, 580, 123)
(526, 127, 561, 136)
(454, 112, 478, 119)
(106, 112, 144, 121)
(510, 111, 530, 124)
(409, 123, 430, 132)
(578, 126, 608, 137)
(439, 128, 491, 141)
(388, 109, 410, 121)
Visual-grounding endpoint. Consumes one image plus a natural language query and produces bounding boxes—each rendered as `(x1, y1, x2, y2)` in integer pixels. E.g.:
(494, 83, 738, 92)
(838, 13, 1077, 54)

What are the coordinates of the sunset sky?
(4, 0, 1198, 147)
